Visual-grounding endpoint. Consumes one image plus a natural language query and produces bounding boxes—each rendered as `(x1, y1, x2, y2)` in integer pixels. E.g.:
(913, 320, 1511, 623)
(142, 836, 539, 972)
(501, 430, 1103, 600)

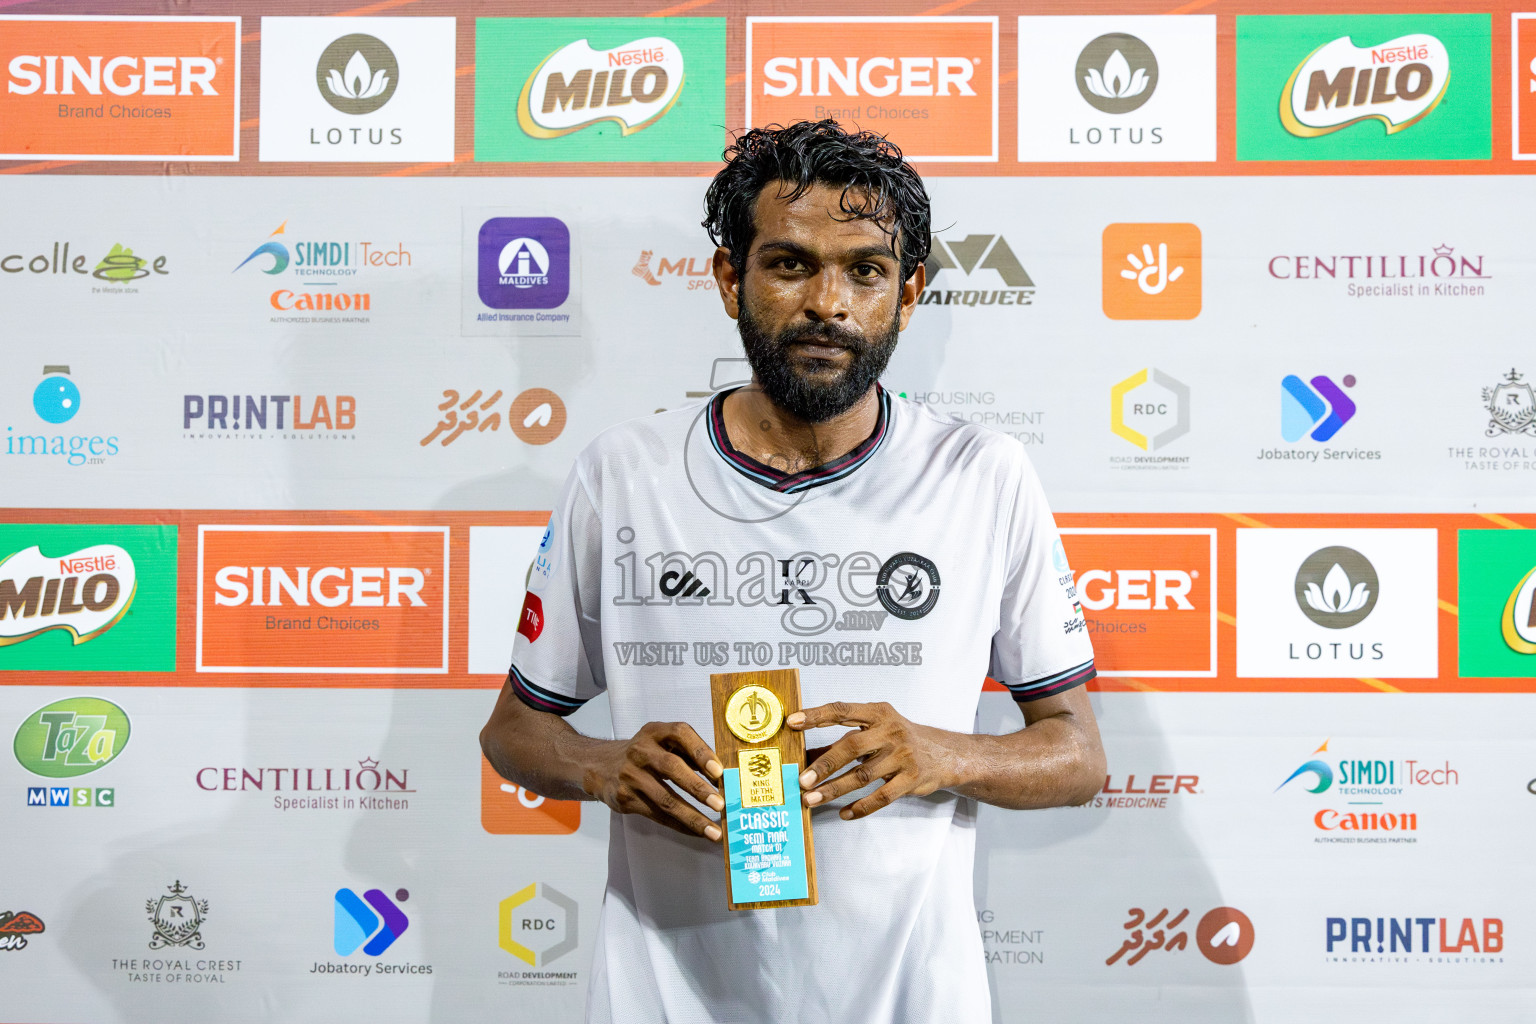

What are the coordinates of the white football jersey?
(510, 387, 1095, 1024)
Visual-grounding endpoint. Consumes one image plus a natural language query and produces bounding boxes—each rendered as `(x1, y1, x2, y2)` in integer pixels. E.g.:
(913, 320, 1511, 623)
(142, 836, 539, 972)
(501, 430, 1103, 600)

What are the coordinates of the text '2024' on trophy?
(709, 669, 819, 910)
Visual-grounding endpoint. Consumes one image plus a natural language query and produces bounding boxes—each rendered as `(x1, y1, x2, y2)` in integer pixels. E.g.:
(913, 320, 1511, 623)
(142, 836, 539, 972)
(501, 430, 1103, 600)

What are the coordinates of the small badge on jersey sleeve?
(517, 591, 545, 643)
(528, 520, 557, 593)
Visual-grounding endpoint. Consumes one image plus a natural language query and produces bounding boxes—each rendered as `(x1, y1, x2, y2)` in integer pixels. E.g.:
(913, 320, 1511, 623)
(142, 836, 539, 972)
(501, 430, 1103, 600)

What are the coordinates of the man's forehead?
(749, 183, 898, 251)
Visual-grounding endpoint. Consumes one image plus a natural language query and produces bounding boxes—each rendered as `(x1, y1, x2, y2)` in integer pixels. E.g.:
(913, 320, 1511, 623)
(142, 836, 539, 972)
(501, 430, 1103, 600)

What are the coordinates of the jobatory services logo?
(0, 525, 176, 671)
(1101, 223, 1201, 319)
(258, 17, 455, 162)
(16, 695, 129, 809)
(195, 525, 448, 674)
(1267, 243, 1489, 300)
(1515, 15, 1536, 159)
(747, 16, 998, 161)
(481, 756, 581, 835)
(1325, 914, 1503, 963)
(183, 391, 356, 442)
(0, 911, 45, 951)
(1060, 529, 1215, 676)
(8, 365, 123, 468)
(420, 387, 567, 448)
(318, 885, 430, 977)
(0, 16, 239, 160)
(500, 883, 579, 984)
(1107, 907, 1254, 966)
(1236, 529, 1438, 678)
(196, 755, 414, 813)
(1235, 14, 1491, 160)
(922, 232, 1034, 308)
(1275, 737, 1457, 841)
(1017, 16, 1216, 162)
(475, 18, 723, 162)
(1110, 368, 1190, 470)
(1265, 374, 1381, 465)
(1457, 529, 1536, 677)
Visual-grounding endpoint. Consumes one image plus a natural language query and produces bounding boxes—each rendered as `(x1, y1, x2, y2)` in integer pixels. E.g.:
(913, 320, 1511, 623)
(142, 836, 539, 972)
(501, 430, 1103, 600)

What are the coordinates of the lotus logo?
(316, 34, 399, 115)
(1294, 547, 1378, 629)
(1075, 33, 1159, 114)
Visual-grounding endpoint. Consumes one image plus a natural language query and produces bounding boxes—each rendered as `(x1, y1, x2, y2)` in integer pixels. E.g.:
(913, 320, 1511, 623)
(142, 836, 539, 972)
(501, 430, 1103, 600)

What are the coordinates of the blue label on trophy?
(722, 765, 810, 904)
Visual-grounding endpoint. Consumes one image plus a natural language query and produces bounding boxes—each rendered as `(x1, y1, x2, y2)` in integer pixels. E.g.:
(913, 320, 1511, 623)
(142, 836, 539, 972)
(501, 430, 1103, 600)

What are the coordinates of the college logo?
(476, 218, 570, 310)
(14, 696, 131, 778)
(334, 887, 407, 956)
(500, 883, 577, 967)
(0, 16, 238, 160)
(747, 16, 997, 161)
(1101, 223, 1201, 320)
(317, 34, 398, 115)
(147, 881, 209, 950)
(481, 756, 580, 835)
(196, 525, 448, 674)
(1108, 906, 1254, 966)
(1281, 374, 1356, 443)
(0, 910, 44, 951)
(921, 233, 1034, 307)
(1077, 33, 1157, 113)
(1295, 546, 1378, 628)
(258, 17, 455, 162)
(875, 552, 940, 620)
(1060, 529, 1215, 676)
(1515, 15, 1536, 159)
(1235, 15, 1491, 160)
(1111, 368, 1189, 454)
(1482, 369, 1536, 438)
(1326, 915, 1503, 959)
(0, 243, 169, 287)
(1457, 530, 1536, 677)
(0, 526, 175, 670)
(476, 18, 723, 162)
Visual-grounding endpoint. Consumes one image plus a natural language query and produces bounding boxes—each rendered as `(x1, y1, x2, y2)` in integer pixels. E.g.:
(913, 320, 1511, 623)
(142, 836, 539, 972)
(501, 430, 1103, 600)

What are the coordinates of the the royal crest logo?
(518, 36, 684, 139)
(1280, 33, 1449, 138)
(147, 881, 209, 950)
(0, 544, 136, 646)
(1482, 369, 1536, 438)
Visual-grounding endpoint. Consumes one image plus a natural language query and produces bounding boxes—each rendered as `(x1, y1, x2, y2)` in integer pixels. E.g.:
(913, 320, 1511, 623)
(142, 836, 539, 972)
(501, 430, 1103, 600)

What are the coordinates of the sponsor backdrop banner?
(2, 1, 1534, 1022)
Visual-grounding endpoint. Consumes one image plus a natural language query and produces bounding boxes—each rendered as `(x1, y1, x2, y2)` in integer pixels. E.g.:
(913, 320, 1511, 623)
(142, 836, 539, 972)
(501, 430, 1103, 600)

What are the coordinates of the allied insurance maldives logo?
(475, 18, 724, 162)
(0, 16, 239, 161)
(1235, 14, 1491, 160)
(746, 17, 998, 161)
(195, 525, 448, 675)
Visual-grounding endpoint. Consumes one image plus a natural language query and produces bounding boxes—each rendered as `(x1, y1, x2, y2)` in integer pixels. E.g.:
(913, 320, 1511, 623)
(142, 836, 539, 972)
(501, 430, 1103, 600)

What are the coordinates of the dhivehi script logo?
(0, 544, 136, 646)
(517, 36, 685, 138)
(1281, 34, 1450, 137)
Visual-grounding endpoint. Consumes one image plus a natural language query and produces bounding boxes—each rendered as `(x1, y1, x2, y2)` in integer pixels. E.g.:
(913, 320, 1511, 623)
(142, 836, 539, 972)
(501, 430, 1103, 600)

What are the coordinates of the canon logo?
(7, 55, 219, 96)
(760, 56, 975, 98)
(1076, 569, 1194, 611)
(213, 566, 426, 608)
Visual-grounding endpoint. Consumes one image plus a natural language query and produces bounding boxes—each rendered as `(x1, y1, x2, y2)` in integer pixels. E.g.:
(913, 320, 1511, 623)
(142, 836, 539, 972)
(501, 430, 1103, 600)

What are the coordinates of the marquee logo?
(921, 232, 1034, 307)
(14, 696, 131, 778)
(1060, 529, 1215, 676)
(747, 16, 998, 161)
(0, 16, 239, 160)
(1076, 33, 1157, 114)
(518, 37, 684, 139)
(1457, 530, 1536, 677)
(196, 525, 448, 674)
(0, 545, 135, 646)
(1102, 223, 1201, 320)
(1236, 15, 1490, 161)
(1294, 546, 1379, 628)
(316, 34, 398, 116)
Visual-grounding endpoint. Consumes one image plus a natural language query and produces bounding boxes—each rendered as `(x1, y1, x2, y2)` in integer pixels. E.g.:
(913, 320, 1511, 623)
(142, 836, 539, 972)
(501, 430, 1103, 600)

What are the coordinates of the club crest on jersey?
(875, 552, 942, 621)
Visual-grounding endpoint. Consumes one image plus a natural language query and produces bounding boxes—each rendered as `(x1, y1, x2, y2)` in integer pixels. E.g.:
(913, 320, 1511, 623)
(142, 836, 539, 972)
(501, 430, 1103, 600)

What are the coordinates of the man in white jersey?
(481, 120, 1105, 1023)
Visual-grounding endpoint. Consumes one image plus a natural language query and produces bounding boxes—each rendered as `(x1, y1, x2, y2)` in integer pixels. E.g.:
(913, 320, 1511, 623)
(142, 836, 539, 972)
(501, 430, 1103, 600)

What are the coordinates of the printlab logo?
(1107, 907, 1254, 966)
(499, 883, 578, 968)
(1482, 369, 1536, 438)
(420, 387, 567, 447)
(1456, 530, 1536, 677)
(921, 233, 1035, 308)
(317, 34, 399, 115)
(1101, 223, 1201, 320)
(1325, 915, 1503, 961)
(1281, 374, 1356, 443)
(1110, 368, 1189, 453)
(182, 392, 357, 441)
(476, 218, 570, 310)
(147, 881, 209, 950)
(1294, 546, 1379, 628)
(1076, 33, 1157, 113)
(0, 910, 44, 951)
(1235, 15, 1491, 160)
(335, 887, 408, 956)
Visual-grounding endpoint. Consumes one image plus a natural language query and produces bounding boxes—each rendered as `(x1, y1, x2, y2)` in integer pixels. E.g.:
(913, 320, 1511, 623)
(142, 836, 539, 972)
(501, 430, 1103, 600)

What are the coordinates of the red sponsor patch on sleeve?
(517, 591, 544, 643)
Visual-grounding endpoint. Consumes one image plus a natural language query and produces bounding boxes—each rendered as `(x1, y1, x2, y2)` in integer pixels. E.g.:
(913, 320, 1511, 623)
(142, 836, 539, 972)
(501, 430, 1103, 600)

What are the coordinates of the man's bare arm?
(790, 686, 1105, 819)
(480, 679, 727, 841)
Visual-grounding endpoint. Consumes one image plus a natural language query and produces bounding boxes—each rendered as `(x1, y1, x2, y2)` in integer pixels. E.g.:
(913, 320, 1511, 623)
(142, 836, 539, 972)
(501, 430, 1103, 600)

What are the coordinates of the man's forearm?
(479, 683, 619, 802)
(933, 710, 1105, 810)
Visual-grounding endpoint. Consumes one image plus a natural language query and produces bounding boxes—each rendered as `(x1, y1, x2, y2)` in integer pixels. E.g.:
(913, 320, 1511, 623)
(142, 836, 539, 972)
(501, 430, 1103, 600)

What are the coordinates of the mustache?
(773, 320, 868, 352)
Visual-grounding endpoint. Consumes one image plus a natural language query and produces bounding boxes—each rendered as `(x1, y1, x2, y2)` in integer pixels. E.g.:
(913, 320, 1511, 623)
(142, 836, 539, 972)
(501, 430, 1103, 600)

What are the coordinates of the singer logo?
(196, 525, 448, 675)
(746, 17, 997, 161)
(0, 17, 239, 160)
(1059, 529, 1216, 676)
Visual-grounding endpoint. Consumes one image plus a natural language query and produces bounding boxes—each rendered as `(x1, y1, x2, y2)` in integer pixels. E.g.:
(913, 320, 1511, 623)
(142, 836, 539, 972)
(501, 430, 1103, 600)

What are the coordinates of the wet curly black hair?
(702, 120, 932, 284)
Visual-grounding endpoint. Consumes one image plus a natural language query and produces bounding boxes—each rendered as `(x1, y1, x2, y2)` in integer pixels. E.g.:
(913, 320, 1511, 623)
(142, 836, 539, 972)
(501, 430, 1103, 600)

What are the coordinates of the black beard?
(736, 299, 900, 424)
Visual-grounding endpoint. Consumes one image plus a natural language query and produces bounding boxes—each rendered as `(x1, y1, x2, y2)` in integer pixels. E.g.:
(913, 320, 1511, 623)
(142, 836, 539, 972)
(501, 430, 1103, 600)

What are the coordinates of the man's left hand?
(787, 701, 954, 820)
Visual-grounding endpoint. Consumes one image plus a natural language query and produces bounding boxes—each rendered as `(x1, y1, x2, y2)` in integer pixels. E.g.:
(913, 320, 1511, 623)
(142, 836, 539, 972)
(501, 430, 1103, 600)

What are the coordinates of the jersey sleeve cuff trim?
(1000, 659, 1096, 702)
(509, 664, 589, 717)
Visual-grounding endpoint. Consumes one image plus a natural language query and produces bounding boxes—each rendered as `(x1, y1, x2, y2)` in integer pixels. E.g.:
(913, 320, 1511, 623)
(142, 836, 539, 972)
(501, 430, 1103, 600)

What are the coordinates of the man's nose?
(801, 269, 850, 322)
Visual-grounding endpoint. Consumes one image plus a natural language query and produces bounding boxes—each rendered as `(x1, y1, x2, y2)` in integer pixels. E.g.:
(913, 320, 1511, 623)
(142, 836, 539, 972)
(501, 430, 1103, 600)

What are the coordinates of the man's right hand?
(582, 721, 726, 842)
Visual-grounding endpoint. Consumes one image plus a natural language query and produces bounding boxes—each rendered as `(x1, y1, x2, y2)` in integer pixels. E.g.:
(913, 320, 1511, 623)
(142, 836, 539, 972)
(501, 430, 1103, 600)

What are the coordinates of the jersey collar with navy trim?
(706, 385, 891, 494)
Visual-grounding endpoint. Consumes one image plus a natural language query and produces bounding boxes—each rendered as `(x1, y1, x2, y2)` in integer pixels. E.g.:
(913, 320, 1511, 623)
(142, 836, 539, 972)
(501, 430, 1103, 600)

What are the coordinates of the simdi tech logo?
(195, 525, 448, 675)
(0, 524, 176, 671)
(1235, 14, 1491, 161)
(1016, 16, 1217, 162)
(232, 219, 415, 322)
(475, 18, 723, 162)
(1457, 530, 1536, 678)
(0, 16, 239, 160)
(746, 17, 998, 162)
(258, 17, 456, 162)
(1102, 223, 1200, 320)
